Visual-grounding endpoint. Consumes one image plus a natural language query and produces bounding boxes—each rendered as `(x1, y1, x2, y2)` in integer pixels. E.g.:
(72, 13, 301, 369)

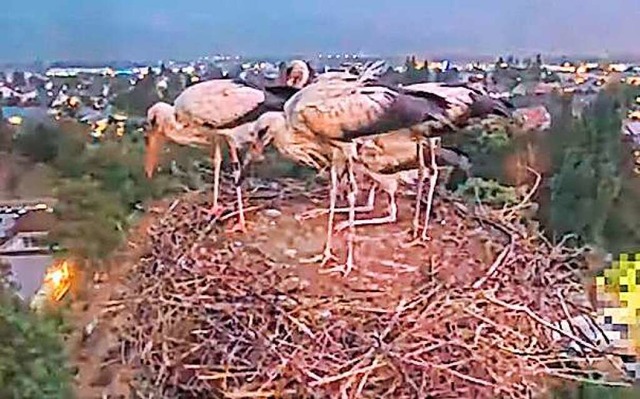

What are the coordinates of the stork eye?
(257, 127, 269, 139)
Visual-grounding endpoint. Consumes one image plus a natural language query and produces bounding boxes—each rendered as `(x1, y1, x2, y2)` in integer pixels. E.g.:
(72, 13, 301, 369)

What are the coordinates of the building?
(0, 208, 56, 300)
(514, 106, 552, 131)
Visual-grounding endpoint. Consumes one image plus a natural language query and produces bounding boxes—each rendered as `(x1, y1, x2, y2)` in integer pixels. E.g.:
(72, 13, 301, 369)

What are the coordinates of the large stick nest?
(118, 178, 629, 398)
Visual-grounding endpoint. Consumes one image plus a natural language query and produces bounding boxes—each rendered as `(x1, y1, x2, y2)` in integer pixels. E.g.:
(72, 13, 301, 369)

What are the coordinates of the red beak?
(144, 133, 164, 179)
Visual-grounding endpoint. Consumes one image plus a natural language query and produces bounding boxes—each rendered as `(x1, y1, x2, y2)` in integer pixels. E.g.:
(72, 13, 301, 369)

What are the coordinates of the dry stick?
(219, 205, 263, 223)
(121, 178, 618, 398)
(483, 294, 603, 353)
(472, 235, 514, 289)
(503, 166, 541, 219)
(308, 361, 387, 388)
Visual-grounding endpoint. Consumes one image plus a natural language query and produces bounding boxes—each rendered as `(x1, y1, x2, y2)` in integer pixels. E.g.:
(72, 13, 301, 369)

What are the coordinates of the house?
(622, 120, 640, 147)
(533, 82, 560, 95)
(514, 106, 552, 131)
(0, 208, 56, 300)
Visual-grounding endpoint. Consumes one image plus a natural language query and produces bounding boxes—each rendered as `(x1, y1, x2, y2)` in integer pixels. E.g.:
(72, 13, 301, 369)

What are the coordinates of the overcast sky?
(1, 0, 640, 62)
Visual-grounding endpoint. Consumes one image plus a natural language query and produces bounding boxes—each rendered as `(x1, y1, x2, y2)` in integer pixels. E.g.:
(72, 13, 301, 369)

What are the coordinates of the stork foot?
(299, 249, 338, 266)
(295, 208, 329, 222)
(225, 221, 247, 234)
(319, 257, 355, 277)
(203, 204, 228, 219)
(400, 232, 430, 249)
(334, 220, 351, 232)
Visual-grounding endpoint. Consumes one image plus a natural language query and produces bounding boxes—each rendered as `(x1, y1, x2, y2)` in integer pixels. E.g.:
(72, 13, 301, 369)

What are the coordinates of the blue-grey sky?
(1, 0, 640, 62)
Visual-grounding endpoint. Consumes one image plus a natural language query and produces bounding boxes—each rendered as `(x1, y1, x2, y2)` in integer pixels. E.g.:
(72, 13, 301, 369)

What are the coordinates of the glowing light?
(43, 261, 73, 302)
(7, 116, 23, 125)
(628, 110, 640, 120)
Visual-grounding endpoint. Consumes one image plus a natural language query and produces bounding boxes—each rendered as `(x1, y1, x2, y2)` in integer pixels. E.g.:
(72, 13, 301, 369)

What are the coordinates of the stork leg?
(421, 137, 441, 241)
(334, 186, 397, 232)
(295, 186, 377, 221)
(225, 140, 247, 233)
(344, 156, 358, 276)
(299, 163, 339, 265)
(322, 156, 358, 276)
(205, 136, 226, 218)
(412, 139, 427, 238)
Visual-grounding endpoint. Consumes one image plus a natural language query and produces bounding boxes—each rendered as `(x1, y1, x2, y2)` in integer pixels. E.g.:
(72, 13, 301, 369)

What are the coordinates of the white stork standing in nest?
(250, 63, 514, 275)
(302, 81, 515, 243)
(143, 60, 315, 232)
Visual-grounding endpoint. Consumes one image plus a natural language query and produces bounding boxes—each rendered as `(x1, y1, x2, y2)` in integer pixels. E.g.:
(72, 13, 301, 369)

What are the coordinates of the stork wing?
(355, 130, 471, 175)
(174, 80, 266, 128)
(291, 82, 450, 141)
(403, 82, 513, 121)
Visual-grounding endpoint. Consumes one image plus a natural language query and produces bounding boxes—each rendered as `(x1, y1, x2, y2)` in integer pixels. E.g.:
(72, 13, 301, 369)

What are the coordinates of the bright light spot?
(43, 261, 73, 302)
(7, 116, 22, 125)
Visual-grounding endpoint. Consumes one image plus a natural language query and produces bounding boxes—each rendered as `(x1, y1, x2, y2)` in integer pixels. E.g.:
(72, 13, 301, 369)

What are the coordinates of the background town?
(2, 48, 640, 399)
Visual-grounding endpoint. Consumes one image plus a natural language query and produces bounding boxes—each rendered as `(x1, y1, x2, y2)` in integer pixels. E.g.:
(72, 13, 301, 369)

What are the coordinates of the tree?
(112, 74, 161, 117)
(0, 107, 13, 152)
(401, 55, 426, 85)
(14, 123, 63, 163)
(550, 90, 623, 247)
(0, 275, 73, 399)
(50, 177, 128, 263)
(11, 71, 26, 88)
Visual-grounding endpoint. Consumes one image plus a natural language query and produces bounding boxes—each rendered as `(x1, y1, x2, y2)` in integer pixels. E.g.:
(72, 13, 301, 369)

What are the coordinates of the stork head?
(285, 60, 312, 89)
(144, 102, 174, 179)
(244, 112, 286, 168)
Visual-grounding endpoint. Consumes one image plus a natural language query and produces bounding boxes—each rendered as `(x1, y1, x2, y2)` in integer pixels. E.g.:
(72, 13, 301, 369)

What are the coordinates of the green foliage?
(470, 128, 512, 153)
(48, 133, 176, 264)
(455, 177, 518, 207)
(51, 177, 128, 261)
(112, 74, 161, 117)
(552, 383, 640, 399)
(0, 107, 13, 152)
(14, 123, 64, 163)
(11, 120, 177, 264)
(251, 148, 317, 180)
(601, 177, 640, 254)
(443, 126, 516, 182)
(0, 284, 74, 399)
(549, 89, 624, 247)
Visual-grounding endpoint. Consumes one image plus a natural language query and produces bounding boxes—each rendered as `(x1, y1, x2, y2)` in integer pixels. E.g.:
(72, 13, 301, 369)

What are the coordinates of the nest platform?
(118, 179, 628, 398)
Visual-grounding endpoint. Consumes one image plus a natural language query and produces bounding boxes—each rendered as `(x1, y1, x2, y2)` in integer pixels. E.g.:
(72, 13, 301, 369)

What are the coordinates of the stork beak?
(144, 132, 165, 179)
(247, 140, 266, 165)
(286, 71, 302, 87)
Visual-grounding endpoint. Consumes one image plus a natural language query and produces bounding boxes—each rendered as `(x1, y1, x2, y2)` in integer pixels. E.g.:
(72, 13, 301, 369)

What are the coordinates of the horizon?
(5, 52, 640, 69)
(2, 0, 640, 64)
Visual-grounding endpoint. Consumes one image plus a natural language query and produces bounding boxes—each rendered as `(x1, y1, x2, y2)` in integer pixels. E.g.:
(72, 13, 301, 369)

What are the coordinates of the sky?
(1, 0, 640, 62)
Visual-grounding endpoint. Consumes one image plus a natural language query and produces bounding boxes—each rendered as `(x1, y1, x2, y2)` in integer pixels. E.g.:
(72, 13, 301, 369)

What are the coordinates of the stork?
(144, 60, 314, 232)
(251, 68, 514, 275)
